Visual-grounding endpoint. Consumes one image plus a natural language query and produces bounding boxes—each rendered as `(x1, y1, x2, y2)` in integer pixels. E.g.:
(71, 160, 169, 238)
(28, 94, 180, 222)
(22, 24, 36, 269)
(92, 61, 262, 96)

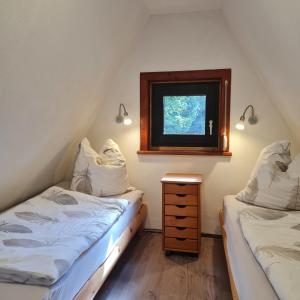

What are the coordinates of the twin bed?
(0, 183, 147, 300)
(219, 141, 300, 300)
(221, 195, 300, 300)
(220, 196, 278, 300)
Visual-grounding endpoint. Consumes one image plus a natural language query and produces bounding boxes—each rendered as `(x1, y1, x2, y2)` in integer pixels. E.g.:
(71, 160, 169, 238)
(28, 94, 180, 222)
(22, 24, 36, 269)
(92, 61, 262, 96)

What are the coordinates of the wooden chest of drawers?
(161, 173, 202, 255)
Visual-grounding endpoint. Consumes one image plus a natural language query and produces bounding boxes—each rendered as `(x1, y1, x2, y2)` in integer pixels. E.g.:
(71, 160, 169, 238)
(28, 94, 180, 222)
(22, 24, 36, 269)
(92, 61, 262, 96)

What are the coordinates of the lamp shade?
(235, 120, 245, 130)
(116, 103, 132, 125)
(123, 116, 132, 125)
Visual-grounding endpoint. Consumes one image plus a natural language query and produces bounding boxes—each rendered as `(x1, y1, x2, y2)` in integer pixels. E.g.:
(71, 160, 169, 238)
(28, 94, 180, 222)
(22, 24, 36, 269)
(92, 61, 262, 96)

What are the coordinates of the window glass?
(163, 95, 206, 135)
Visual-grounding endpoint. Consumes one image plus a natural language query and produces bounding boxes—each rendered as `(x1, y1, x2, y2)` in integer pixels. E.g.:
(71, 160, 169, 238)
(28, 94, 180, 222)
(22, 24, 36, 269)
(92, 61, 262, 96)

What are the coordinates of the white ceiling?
(143, 0, 221, 14)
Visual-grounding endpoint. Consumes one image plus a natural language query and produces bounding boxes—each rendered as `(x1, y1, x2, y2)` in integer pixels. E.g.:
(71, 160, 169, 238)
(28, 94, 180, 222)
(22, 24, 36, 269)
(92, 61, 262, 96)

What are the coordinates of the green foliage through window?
(163, 95, 206, 135)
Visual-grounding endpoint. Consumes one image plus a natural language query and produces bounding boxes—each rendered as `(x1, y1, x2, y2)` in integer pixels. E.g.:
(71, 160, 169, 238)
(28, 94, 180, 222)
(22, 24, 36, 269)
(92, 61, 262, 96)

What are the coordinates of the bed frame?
(74, 203, 147, 300)
(219, 209, 239, 300)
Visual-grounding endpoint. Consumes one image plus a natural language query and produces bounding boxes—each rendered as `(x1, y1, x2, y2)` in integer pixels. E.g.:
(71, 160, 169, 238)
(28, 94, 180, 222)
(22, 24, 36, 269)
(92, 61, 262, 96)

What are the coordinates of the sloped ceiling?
(0, 0, 147, 210)
(221, 0, 300, 143)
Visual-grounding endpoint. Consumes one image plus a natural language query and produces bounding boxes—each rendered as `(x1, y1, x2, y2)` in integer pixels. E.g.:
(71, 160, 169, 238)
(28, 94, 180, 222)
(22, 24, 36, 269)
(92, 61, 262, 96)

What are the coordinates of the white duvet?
(240, 206, 300, 300)
(0, 186, 128, 286)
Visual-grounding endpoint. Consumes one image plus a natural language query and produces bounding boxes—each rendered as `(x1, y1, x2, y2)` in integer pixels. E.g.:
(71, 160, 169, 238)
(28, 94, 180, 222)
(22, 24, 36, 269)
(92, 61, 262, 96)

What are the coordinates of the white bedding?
(0, 186, 129, 286)
(0, 188, 143, 300)
(223, 195, 278, 300)
(240, 207, 300, 300)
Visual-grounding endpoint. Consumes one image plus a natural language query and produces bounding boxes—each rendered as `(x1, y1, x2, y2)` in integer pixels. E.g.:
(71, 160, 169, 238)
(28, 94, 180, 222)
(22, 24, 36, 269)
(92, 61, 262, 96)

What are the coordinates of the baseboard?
(144, 228, 222, 239)
(201, 232, 222, 239)
(144, 228, 162, 233)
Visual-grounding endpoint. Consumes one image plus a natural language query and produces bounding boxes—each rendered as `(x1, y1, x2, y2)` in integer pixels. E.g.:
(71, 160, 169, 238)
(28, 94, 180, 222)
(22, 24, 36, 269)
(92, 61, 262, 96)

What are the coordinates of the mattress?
(0, 188, 143, 300)
(223, 195, 278, 300)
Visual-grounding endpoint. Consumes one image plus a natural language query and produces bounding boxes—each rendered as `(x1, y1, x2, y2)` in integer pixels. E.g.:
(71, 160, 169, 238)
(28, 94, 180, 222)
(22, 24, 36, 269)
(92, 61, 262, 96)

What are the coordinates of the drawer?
(164, 183, 197, 195)
(165, 194, 197, 206)
(165, 216, 197, 228)
(165, 205, 197, 217)
(165, 237, 197, 251)
(165, 226, 198, 239)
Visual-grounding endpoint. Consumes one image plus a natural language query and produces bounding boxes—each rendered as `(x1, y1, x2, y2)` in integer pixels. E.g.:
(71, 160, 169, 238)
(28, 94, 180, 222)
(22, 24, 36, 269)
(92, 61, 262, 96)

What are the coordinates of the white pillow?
(70, 138, 101, 194)
(89, 139, 129, 196)
(288, 153, 300, 177)
(253, 161, 299, 210)
(71, 138, 130, 196)
(236, 140, 292, 206)
(249, 140, 291, 179)
(101, 139, 126, 166)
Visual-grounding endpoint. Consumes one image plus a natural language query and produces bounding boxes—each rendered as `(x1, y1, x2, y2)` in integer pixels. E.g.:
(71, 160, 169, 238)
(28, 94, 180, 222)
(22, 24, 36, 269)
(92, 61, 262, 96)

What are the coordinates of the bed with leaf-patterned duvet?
(0, 186, 129, 286)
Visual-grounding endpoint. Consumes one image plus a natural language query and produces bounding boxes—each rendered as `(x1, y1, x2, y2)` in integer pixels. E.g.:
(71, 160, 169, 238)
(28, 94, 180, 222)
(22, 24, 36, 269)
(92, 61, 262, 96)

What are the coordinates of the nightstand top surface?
(161, 173, 202, 183)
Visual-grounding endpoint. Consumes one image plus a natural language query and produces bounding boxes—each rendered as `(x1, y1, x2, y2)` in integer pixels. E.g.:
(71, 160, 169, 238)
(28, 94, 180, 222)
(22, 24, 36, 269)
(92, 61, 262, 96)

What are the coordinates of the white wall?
(222, 0, 300, 144)
(143, 0, 221, 14)
(89, 11, 298, 233)
(0, 0, 147, 210)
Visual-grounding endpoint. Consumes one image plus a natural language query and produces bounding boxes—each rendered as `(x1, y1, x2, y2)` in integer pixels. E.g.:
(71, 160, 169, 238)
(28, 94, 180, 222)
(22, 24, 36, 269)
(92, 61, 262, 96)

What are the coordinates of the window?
(139, 69, 232, 156)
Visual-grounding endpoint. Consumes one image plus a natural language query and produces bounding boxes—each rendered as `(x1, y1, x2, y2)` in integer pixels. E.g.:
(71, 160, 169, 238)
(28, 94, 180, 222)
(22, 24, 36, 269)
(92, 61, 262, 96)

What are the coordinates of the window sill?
(137, 150, 232, 156)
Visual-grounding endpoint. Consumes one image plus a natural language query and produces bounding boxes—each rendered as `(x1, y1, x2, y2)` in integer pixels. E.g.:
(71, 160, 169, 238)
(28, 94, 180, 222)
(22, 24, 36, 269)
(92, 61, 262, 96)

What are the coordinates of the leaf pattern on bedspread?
(0, 186, 130, 286)
(15, 212, 58, 224)
(256, 245, 300, 262)
(43, 191, 78, 205)
(0, 222, 32, 233)
(3, 239, 46, 248)
(63, 211, 91, 218)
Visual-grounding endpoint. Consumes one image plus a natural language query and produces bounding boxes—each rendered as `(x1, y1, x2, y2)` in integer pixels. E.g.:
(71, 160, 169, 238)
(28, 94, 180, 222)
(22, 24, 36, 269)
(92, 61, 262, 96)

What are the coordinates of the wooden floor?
(95, 232, 232, 300)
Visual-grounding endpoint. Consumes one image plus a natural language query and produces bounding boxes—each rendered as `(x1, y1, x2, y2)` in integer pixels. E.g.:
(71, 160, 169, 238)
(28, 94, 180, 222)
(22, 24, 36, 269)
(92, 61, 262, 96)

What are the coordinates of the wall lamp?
(235, 105, 258, 130)
(116, 103, 132, 125)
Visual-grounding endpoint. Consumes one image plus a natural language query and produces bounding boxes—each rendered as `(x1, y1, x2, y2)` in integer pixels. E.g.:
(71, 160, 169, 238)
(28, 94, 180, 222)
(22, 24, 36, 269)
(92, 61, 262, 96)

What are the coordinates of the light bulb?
(235, 121, 245, 130)
(123, 117, 132, 125)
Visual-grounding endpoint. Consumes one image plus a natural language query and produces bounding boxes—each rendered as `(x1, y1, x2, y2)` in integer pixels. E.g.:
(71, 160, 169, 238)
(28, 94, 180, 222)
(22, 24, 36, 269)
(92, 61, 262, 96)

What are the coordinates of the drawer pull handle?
(176, 205, 186, 208)
(177, 183, 186, 186)
(176, 194, 186, 197)
(176, 227, 186, 230)
(176, 238, 186, 241)
(175, 216, 186, 220)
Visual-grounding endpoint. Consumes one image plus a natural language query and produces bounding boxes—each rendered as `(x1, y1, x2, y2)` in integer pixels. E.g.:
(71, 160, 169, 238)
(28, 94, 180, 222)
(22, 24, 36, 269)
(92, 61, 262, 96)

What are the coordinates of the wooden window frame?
(138, 69, 232, 156)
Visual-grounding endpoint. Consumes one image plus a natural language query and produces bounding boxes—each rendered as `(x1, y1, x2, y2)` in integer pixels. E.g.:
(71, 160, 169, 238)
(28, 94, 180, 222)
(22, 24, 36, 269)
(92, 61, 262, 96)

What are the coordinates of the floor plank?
(95, 233, 232, 300)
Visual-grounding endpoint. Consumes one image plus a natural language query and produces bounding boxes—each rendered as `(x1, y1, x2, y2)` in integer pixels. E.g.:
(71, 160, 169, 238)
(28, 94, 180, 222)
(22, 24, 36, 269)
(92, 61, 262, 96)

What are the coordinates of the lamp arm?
(240, 105, 254, 120)
(240, 104, 257, 124)
(119, 103, 128, 116)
